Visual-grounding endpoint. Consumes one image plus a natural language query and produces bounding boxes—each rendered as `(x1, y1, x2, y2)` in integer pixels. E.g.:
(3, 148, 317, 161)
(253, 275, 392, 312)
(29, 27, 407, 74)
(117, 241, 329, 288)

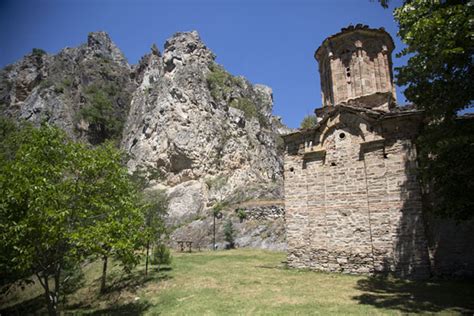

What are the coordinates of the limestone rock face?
(166, 180, 206, 226)
(0, 32, 135, 143)
(0, 30, 286, 250)
(122, 31, 284, 228)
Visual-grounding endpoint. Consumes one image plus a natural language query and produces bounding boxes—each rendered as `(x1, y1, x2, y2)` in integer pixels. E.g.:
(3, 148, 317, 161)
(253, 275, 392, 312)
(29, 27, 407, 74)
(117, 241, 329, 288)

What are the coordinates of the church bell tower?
(315, 24, 396, 110)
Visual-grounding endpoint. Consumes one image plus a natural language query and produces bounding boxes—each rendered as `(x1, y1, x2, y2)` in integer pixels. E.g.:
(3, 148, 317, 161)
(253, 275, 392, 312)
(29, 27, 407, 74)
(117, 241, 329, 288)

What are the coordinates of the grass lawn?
(1, 249, 473, 315)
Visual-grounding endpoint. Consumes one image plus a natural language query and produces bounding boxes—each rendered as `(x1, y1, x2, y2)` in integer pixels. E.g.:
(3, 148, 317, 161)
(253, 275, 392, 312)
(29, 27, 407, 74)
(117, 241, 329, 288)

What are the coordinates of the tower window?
(345, 67, 351, 84)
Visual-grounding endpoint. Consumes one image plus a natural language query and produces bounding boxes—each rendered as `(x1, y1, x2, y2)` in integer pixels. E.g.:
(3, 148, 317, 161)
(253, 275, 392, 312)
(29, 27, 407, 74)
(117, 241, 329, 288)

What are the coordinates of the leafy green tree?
(300, 114, 317, 129)
(0, 122, 144, 315)
(393, 0, 472, 119)
(82, 143, 145, 294)
(142, 189, 169, 276)
(376, 0, 473, 220)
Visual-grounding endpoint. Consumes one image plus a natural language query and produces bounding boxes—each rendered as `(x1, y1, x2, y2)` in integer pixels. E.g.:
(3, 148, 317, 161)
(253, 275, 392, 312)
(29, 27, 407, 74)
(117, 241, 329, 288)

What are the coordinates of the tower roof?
(314, 24, 395, 61)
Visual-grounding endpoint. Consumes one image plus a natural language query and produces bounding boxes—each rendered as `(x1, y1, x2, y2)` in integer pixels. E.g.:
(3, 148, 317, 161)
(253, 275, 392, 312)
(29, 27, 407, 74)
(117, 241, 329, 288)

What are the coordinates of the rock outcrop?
(122, 31, 284, 231)
(0, 31, 135, 144)
(0, 30, 287, 250)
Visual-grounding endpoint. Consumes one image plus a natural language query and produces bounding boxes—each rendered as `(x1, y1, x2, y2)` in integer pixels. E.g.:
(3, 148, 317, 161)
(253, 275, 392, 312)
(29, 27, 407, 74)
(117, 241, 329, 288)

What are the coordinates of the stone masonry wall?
(235, 205, 285, 220)
(284, 112, 431, 278)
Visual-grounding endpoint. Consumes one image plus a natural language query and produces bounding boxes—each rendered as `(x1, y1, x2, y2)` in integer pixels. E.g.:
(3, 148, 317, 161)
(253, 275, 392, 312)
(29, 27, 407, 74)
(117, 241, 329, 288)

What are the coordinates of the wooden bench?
(177, 240, 193, 252)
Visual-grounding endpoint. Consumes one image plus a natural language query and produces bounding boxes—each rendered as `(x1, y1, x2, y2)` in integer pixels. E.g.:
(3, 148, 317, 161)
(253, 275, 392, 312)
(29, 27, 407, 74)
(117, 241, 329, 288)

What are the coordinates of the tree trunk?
(100, 255, 108, 293)
(145, 240, 150, 276)
(36, 273, 57, 316)
(53, 264, 61, 313)
(213, 215, 216, 251)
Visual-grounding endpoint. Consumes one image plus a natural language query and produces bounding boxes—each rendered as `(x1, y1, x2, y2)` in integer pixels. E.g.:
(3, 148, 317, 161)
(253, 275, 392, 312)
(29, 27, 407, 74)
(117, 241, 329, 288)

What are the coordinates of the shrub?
(53, 84, 64, 94)
(32, 48, 46, 57)
(300, 115, 318, 129)
(39, 79, 54, 90)
(236, 208, 247, 222)
(62, 77, 73, 87)
(207, 63, 270, 127)
(275, 134, 285, 153)
(79, 85, 124, 144)
(229, 97, 258, 119)
(223, 219, 235, 249)
(205, 174, 228, 191)
(207, 63, 234, 101)
(151, 244, 172, 267)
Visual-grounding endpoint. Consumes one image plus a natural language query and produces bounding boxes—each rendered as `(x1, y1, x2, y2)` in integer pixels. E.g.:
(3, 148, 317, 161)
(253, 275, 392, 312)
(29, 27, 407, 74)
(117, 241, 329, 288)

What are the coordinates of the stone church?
(283, 25, 432, 278)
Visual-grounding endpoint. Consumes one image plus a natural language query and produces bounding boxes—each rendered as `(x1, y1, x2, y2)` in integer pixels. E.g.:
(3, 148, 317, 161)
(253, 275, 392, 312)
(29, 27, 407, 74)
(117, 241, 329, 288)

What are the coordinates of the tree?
(82, 143, 145, 294)
(300, 114, 318, 129)
(142, 189, 169, 276)
(0, 122, 144, 315)
(79, 85, 125, 144)
(393, 0, 472, 119)
(150, 243, 172, 272)
(223, 219, 235, 249)
(377, 0, 473, 220)
(212, 202, 224, 250)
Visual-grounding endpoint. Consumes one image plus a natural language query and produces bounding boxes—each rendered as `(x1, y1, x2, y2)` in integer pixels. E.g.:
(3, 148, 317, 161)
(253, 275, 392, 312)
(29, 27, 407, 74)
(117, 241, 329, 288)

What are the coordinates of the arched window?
(345, 66, 351, 83)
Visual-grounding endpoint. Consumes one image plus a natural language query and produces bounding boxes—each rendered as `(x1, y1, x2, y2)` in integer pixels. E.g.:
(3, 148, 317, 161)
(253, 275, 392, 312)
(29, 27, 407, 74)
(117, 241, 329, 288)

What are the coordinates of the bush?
(151, 244, 172, 267)
(205, 174, 229, 191)
(32, 48, 46, 57)
(223, 219, 235, 249)
(207, 63, 234, 101)
(235, 208, 247, 222)
(79, 85, 124, 144)
(62, 77, 73, 87)
(229, 97, 258, 119)
(300, 115, 318, 129)
(206, 63, 270, 127)
(275, 134, 285, 153)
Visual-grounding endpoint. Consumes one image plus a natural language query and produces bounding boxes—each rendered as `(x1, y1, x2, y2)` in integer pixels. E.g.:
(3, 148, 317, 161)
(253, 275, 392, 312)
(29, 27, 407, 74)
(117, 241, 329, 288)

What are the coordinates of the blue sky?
(0, 0, 406, 128)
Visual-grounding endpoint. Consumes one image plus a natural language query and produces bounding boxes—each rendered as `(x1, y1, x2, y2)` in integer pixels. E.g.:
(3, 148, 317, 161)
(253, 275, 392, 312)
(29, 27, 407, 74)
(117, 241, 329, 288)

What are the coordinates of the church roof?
(314, 24, 395, 61)
(282, 104, 424, 139)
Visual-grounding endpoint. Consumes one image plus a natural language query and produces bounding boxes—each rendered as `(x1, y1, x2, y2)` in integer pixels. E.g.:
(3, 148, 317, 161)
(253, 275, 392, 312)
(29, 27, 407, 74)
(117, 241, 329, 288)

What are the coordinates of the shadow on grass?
(1, 266, 172, 315)
(82, 300, 151, 315)
(353, 275, 474, 314)
(103, 268, 173, 294)
(255, 264, 288, 270)
(0, 294, 45, 316)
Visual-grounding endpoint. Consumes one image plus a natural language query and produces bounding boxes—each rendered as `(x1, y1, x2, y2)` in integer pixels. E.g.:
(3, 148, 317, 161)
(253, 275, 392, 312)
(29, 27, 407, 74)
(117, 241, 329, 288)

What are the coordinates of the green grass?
(1, 249, 473, 315)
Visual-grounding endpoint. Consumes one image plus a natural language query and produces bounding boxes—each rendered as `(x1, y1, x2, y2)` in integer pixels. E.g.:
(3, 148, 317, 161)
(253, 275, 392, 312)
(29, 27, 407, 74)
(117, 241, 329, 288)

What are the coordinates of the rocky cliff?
(0, 31, 288, 250)
(0, 32, 135, 144)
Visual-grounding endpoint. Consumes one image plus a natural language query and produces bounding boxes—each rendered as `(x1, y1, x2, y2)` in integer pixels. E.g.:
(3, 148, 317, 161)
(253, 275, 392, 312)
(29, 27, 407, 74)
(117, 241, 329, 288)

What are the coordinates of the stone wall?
(170, 203, 286, 251)
(284, 109, 431, 278)
(235, 205, 284, 220)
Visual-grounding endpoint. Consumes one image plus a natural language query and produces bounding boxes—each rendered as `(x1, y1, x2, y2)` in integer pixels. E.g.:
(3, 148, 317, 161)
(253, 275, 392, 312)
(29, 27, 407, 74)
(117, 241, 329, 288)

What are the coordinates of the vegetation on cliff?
(206, 62, 269, 127)
(300, 114, 318, 129)
(78, 83, 128, 144)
